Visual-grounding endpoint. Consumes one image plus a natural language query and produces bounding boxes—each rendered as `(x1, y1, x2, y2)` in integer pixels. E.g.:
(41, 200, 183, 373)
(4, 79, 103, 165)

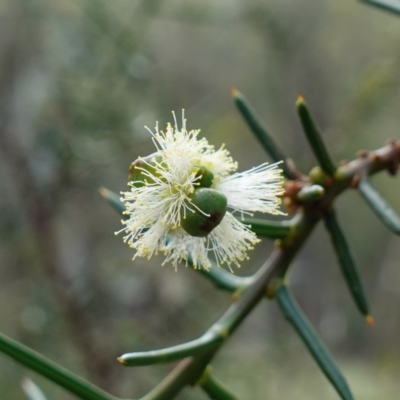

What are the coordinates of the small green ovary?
(181, 188, 228, 237)
(194, 166, 214, 188)
(128, 153, 161, 187)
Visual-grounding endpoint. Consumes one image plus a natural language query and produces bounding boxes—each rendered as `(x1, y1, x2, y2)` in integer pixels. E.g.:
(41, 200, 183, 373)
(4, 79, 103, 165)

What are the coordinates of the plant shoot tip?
(98, 187, 109, 197)
(230, 87, 239, 96)
(366, 315, 375, 326)
(297, 93, 305, 103)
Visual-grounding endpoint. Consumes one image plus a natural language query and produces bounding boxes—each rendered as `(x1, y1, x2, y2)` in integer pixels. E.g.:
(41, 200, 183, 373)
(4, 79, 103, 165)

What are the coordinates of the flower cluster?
(119, 111, 285, 271)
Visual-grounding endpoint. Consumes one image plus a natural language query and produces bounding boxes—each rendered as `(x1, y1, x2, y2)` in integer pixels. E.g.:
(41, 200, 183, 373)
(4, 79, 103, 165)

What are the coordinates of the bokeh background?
(1, 0, 400, 398)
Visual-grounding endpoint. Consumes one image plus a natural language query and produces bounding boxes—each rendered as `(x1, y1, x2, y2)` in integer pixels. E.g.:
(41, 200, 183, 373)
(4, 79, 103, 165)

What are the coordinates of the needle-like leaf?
(358, 178, 400, 235)
(296, 96, 336, 176)
(323, 208, 371, 318)
(360, 0, 400, 15)
(22, 378, 48, 400)
(0, 333, 118, 400)
(276, 285, 354, 400)
(232, 89, 296, 179)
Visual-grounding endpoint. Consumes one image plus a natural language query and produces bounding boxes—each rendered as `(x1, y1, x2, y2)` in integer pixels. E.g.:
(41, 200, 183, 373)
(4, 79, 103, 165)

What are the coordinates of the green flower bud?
(128, 153, 161, 187)
(181, 188, 227, 237)
(194, 166, 214, 188)
(296, 184, 325, 202)
(308, 166, 330, 186)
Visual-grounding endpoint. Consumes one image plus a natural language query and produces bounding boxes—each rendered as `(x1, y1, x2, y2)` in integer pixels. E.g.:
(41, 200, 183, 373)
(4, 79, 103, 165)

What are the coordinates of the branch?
(198, 367, 239, 400)
(138, 250, 285, 399)
(117, 141, 400, 399)
(335, 141, 400, 181)
(140, 355, 214, 400)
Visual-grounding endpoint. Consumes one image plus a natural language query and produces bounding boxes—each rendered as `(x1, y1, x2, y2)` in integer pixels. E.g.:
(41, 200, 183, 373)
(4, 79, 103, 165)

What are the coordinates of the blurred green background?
(1, 0, 400, 398)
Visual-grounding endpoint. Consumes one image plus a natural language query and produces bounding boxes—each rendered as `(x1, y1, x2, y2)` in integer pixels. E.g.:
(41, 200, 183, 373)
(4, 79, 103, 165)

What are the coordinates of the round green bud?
(181, 188, 228, 237)
(296, 184, 325, 202)
(128, 153, 161, 187)
(308, 166, 329, 186)
(194, 166, 214, 188)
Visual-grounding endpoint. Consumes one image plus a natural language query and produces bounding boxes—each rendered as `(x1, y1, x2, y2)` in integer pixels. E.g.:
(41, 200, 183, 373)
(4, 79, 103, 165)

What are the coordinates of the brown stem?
(0, 126, 117, 392)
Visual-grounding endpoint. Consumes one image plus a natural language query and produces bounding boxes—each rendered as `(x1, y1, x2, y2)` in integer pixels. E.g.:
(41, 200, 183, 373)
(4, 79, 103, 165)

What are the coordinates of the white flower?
(118, 111, 285, 272)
